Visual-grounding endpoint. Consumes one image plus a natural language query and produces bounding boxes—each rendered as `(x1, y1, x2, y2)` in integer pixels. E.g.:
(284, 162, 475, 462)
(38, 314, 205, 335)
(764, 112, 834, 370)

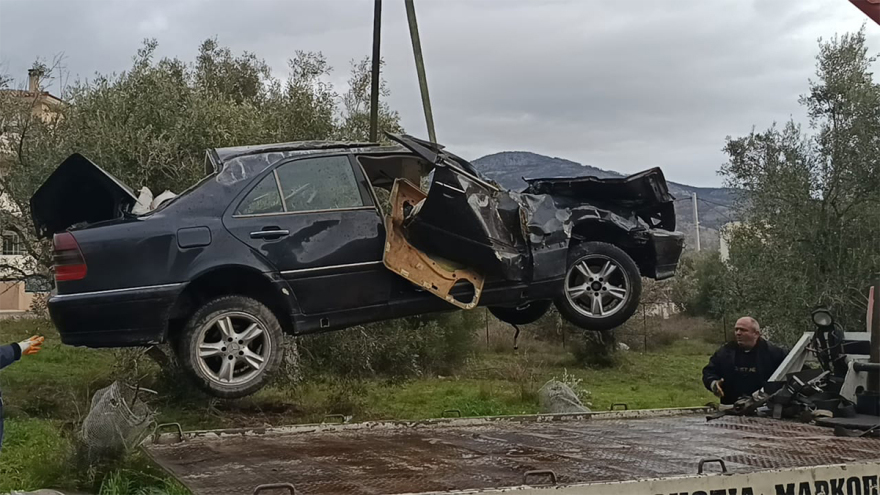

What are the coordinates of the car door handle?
(250, 229, 290, 239)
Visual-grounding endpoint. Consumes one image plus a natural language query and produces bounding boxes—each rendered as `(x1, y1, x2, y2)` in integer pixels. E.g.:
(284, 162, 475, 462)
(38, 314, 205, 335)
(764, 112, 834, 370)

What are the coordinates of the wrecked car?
(31, 133, 684, 398)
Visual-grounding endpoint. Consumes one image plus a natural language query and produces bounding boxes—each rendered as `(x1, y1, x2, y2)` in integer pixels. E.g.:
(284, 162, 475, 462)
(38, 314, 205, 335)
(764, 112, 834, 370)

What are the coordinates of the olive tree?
(0, 60, 65, 283)
(721, 27, 880, 344)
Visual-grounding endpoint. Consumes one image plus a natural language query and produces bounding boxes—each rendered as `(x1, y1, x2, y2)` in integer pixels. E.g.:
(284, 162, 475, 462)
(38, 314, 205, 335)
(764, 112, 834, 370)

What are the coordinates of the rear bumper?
(48, 283, 184, 347)
(649, 230, 685, 280)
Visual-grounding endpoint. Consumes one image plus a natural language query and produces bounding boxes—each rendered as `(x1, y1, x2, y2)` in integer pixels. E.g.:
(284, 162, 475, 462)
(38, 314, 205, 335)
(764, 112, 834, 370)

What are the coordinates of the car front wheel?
(178, 296, 284, 399)
(554, 241, 642, 331)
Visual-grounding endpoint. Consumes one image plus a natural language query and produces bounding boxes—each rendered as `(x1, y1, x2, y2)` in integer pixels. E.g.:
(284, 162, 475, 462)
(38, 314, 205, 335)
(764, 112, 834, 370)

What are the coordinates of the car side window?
(235, 173, 283, 216)
(276, 156, 365, 212)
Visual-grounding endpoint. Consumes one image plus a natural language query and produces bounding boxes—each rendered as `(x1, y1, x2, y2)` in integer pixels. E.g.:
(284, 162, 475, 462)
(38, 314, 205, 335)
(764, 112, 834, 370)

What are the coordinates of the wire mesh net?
(82, 381, 155, 459)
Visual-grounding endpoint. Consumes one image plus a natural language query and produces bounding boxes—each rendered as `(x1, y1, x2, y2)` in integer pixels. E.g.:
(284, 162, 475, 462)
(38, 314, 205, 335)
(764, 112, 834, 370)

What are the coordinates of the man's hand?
(711, 379, 725, 398)
(19, 335, 44, 356)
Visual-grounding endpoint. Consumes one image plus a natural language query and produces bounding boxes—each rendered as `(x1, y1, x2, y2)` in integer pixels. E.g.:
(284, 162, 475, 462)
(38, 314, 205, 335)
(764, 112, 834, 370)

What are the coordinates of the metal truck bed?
(143, 407, 880, 495)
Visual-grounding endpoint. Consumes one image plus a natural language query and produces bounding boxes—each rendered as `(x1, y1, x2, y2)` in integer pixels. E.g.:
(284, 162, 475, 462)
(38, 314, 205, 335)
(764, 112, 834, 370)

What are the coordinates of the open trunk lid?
(30, 153, 139, 239)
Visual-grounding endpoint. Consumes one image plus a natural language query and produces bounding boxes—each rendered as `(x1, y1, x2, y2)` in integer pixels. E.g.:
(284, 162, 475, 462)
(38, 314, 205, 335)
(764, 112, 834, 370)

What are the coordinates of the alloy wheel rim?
(196, 311, 271, 386)
(564, 254, 630, 318)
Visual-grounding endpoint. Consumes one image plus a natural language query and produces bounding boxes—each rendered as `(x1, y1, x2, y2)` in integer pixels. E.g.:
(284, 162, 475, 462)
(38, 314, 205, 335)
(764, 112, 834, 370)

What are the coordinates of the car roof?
(211, 141, 408, 164)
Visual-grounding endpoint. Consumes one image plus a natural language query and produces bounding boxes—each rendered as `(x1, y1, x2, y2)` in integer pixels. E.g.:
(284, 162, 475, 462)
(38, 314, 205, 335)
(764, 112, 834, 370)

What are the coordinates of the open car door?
(383, 135, 532, 302)
(383, 178, 486, 309)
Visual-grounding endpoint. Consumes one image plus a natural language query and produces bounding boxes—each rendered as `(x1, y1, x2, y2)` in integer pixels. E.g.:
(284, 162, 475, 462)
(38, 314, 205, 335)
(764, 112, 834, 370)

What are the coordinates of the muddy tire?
(554, 242, 641, 331)
(178, 296, 283, 399)
(489, 300, 552, 325)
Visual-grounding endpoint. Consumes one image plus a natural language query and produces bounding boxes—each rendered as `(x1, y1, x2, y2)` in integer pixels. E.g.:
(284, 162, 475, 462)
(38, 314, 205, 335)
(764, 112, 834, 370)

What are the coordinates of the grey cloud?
(2, 0, 879, 186)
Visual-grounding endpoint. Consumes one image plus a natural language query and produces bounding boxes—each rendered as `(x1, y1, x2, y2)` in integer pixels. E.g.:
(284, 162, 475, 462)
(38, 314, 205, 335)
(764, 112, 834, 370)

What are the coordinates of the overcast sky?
(1, 0, 879, 187)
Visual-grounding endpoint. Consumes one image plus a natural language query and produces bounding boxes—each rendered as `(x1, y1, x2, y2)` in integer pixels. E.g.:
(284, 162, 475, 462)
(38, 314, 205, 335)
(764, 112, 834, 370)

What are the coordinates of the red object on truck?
(850, 0, 880, 26)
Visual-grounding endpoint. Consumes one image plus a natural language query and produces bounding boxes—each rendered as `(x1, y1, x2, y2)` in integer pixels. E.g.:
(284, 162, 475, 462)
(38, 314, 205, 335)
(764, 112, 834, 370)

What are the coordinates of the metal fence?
(614, 303, 729, 352)
(478, 303, 730, 354)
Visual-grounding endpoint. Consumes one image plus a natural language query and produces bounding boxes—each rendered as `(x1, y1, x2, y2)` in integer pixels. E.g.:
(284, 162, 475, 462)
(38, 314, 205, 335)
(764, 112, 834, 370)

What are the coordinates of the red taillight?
(53, 232, 87, 282)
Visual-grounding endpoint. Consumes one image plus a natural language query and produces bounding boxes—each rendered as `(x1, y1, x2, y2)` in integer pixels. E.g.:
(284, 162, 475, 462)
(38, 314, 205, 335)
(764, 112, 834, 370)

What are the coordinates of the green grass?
(143, 338, 717, 431)
(0, 418, 71, 490)
(0, 317, 718, 493)
(0, 318, 116, 423)
(94, 454, 189, 495)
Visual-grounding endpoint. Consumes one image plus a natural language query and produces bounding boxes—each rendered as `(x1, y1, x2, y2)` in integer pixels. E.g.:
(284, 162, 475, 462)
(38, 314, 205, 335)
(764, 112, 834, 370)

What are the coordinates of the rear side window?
(235, 174, 283, 215)
(276, 156, 365, 212)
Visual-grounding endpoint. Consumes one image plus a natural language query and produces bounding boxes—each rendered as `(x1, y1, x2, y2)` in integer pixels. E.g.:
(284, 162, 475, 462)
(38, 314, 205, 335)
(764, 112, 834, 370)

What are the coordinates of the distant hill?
(472, 151, 739, 250)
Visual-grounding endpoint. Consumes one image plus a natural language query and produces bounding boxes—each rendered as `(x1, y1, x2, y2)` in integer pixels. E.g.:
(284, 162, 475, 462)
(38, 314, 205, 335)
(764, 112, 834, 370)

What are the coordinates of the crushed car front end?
(382, 133, 684, 331)
(645, 229, 686, 280)
(524, 167, 685, 281)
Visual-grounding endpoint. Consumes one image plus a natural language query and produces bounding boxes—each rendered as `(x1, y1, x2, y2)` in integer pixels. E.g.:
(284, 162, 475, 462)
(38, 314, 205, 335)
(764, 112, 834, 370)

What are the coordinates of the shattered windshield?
(217, 151, 301, 187)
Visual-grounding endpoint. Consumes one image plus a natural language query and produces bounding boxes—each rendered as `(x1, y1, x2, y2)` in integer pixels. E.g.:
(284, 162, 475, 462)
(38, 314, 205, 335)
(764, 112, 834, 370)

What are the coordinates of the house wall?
(643, 302, 679, 319)
(719, 221, 742, 263)
(0, 281, 33, 311)
(0, 253, 40, 311)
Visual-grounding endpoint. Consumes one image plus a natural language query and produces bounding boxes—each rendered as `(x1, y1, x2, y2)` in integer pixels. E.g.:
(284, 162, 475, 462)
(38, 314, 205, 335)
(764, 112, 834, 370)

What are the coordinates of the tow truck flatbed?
(143, 407, 880, 495)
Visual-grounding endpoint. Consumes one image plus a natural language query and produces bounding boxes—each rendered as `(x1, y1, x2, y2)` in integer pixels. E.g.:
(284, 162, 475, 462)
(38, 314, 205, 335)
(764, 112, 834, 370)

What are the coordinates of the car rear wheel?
(178, 296, 283, 399)
(489, 300, 552, 325)
(554, 241, 641, 331)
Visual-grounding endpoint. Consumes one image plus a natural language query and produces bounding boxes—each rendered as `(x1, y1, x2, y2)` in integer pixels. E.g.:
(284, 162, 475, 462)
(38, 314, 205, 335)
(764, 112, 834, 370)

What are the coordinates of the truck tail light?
(53, 232, 87, 282)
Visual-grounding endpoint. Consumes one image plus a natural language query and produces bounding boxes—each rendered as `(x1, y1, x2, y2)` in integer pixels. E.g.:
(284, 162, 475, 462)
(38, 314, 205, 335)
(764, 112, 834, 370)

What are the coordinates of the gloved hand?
(18, 335, 44, 356)
(710, 379, 725, 398)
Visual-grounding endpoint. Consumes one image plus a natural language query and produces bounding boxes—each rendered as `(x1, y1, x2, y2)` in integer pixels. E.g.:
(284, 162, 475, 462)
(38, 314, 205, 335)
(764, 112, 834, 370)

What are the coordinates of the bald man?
(702, 317, 787, 405)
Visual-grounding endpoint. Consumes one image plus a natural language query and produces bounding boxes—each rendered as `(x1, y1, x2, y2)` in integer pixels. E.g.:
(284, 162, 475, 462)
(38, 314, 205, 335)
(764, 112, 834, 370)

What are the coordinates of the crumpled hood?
(30, 153, 139, 239)
(522, 167, 674, 206)
(522, 167, 677, 230)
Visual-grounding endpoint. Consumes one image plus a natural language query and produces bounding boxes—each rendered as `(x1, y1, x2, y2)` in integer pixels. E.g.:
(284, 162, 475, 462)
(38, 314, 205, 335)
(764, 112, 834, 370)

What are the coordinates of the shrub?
(497, 351, 542, 404)
(323, 378, 368, 416)
(299, 309, 480, 379)
(670, 250, 728, 318)
(570, 330, 620, 368)
(552, 368, 594, 407)
(526, 307, 567, 343)
(613, 311, 725, 352)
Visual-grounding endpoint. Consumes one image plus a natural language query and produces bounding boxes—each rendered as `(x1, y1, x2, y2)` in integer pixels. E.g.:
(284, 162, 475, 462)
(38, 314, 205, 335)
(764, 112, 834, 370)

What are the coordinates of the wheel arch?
(570, 219, 655, 278)
(178, 294, 285, 399)
(165, 265, 296, 341)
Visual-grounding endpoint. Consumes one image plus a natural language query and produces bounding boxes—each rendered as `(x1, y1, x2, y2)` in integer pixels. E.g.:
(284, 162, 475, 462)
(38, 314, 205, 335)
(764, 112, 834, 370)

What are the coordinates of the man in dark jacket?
(702, 317, 786, 405)
(0, 335, 43, 451)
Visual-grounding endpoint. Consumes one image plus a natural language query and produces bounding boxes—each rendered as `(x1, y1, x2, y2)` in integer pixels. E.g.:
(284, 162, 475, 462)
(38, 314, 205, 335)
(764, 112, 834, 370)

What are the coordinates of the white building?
(0, 69, 60, 311)
(719, 221, 742, 263)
